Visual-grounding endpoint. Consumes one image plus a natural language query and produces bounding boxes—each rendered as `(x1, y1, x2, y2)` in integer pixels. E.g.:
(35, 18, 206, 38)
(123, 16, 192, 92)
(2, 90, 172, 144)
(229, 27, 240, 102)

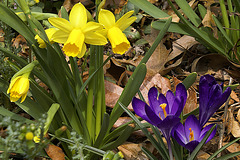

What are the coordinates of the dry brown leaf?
(145, 29, 197, 75)
(191, 54, 232, 74)
(0, 29, 4, 42)
(230, 116, 240, 138)
(113, 117, 133, 128)
(226, 108, 234, 135)
(196, 150, 210, 160)
(231, 91, 240, 102)
(118, 142, 148, 160)
(45, 144, 65, 160)
(237, 109, 240, 122)
(223, 142, 240, 158)
(12, 34, 29, 57)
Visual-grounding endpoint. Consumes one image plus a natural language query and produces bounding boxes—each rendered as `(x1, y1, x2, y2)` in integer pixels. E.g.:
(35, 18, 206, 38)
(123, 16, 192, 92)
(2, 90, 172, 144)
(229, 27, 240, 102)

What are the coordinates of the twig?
(217, 77, 233, 157)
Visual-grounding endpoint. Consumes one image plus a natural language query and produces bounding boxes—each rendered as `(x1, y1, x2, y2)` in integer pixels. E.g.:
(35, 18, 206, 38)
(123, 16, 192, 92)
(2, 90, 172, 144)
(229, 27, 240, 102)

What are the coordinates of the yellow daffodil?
(99, 9, 136, 54)
(33, 136, 40, 143)
(48, 3, 108, 58)
(35, 28, 58, 48)
(35, 0, 40, 3)
(7, 73, 30, 103)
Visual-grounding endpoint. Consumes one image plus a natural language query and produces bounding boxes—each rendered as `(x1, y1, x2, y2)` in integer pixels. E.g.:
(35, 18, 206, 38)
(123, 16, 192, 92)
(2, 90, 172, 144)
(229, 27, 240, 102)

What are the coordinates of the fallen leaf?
(231, 91, 240, 102)
(196, 150, 210, 160)
(118, 142, 148, 160)
(223, 142, 240, 159)
(45, 144, 65, 160)
(145, 29, 198, 75)
(12, 34, 29, 57)
(113, 117, 133, 128)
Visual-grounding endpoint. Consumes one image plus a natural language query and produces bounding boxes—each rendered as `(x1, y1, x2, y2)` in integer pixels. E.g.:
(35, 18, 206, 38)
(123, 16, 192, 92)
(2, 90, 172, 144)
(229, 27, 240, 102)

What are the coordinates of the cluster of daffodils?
(132, 74, 231, 156)
(35, 2, 136, 57)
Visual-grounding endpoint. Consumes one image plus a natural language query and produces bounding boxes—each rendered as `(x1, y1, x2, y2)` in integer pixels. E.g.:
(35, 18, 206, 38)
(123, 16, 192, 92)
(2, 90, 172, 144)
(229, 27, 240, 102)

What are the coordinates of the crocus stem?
(167, 138, 173, 160)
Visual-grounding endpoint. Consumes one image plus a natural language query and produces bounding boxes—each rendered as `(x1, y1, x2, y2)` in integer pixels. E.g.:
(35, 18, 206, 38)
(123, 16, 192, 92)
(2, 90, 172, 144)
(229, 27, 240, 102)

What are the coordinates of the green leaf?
(198, 4, 207, 19)
(44, 103, 60, 135)
(182, 72, 197, 89)
(214, 151, 240, 160)
(207, 137, 240, 160)
(152, 21, 191, 35)
(128, 0, 169, 19)
(101, 125, 134, 151)
(0, 107, 34, 124)
(141, 146, 158, 160)
(0, 3, 35, 44)
(174, 0, 202, 27)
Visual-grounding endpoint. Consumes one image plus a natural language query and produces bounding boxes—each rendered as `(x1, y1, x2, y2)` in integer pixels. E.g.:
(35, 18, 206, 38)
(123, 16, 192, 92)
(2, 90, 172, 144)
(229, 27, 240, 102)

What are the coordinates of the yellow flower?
(25, 132, 34, 140)
(33, 136, 40, 143)
(35, 28, 58, 48)
(35, 0, 40, 3)
(98, 9, 136, 54)
(7, 73, 30, 103)
(48, 3, 107, 58)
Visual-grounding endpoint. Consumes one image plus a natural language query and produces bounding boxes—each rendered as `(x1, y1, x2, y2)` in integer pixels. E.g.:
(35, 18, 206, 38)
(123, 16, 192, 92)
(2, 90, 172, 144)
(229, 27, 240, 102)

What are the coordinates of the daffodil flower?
(99, 9, 137, 54)
(48, 3, 107, 58)
(35, 28, 58, 48)
(7, 73, 30, 103)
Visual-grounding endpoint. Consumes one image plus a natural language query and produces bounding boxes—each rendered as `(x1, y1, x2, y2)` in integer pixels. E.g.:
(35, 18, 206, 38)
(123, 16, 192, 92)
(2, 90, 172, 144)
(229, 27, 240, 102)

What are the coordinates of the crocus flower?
(98, 9, 136, 54)
(132, 83, 187, 159)
(48, 3, 107, 58)
(172, 115, 216, 152)
(7, 73, 30, 103)
(199, 74, 231, 127)
(35, 28, 58, 48)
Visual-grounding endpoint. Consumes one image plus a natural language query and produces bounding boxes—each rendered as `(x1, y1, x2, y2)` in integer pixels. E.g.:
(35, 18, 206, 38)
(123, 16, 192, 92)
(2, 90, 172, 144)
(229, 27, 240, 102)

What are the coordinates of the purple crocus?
(199, 75, 231, 127)
(132, 83, 187, 160)
(172, 115, 216, 152)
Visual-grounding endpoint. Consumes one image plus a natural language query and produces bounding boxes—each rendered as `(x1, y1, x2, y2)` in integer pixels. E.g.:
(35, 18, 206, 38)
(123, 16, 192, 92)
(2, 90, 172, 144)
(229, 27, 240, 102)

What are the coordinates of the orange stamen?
(160, 103, 167, 118)
(189, 128, 194, 142)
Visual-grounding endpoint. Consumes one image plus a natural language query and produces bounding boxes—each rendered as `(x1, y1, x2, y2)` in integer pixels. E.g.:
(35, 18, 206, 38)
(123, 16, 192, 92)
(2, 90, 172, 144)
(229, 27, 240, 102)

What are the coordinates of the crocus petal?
(51, 30, 69, 44)
(157, 115, 180, 130)
(62, 29, 85, 57)
(148, 87, 159, 113)
(99, 9, 115, 29)
(107, 26, 130, 54)
(175, 83, 187, 105)
(208, 87, 231, 115)
(132, 97, 151, 122)
(158, 94, 168, 119)
(166, 90, 174, 113)
(185, 140, 199, 152)
(82, 22, 104, 33)
(48, 17, 73, 33)
(84, 32, 108, 45)
(199, 124, 216, 143)
(172, 122, 188, 145)
(145, 103, 162, 126)
(69, 3, 87, 28)
(116, 11, 136, 31)
(184, 115, 201, 142)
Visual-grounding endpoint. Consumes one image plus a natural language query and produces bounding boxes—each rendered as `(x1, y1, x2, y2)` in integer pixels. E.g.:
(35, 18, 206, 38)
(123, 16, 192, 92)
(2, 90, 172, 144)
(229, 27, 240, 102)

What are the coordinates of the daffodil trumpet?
(98, 9, 137, 54)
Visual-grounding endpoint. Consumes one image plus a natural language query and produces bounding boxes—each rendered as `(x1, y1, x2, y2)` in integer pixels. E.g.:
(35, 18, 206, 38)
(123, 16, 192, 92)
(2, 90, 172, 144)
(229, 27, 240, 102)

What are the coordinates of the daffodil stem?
(95, 46, 104, 137)
(87, 45, 96, 143)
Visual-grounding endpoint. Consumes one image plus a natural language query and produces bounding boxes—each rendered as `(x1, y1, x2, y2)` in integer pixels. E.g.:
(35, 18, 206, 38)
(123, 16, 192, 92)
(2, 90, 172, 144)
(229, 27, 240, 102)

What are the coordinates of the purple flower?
(172, 115, 216, 152)
(132, 83, 187, 139)
(199, 75, 231, 127)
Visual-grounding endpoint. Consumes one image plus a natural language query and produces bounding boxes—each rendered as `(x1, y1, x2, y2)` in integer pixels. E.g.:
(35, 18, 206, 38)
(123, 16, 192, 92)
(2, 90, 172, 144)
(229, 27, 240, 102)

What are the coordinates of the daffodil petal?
(48, 17, 72, 33)
(77, 43, 86, 58)
(51, 30, 69, 44)
(21, 93, 28, 103)
(69, 3, 87, 28)
(99, 9, 115, 29)
(116, 10, 135, 30)
(85, 32, 108, 45)
(117, 16, 137, 31)
(82, 22, 103, 33)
